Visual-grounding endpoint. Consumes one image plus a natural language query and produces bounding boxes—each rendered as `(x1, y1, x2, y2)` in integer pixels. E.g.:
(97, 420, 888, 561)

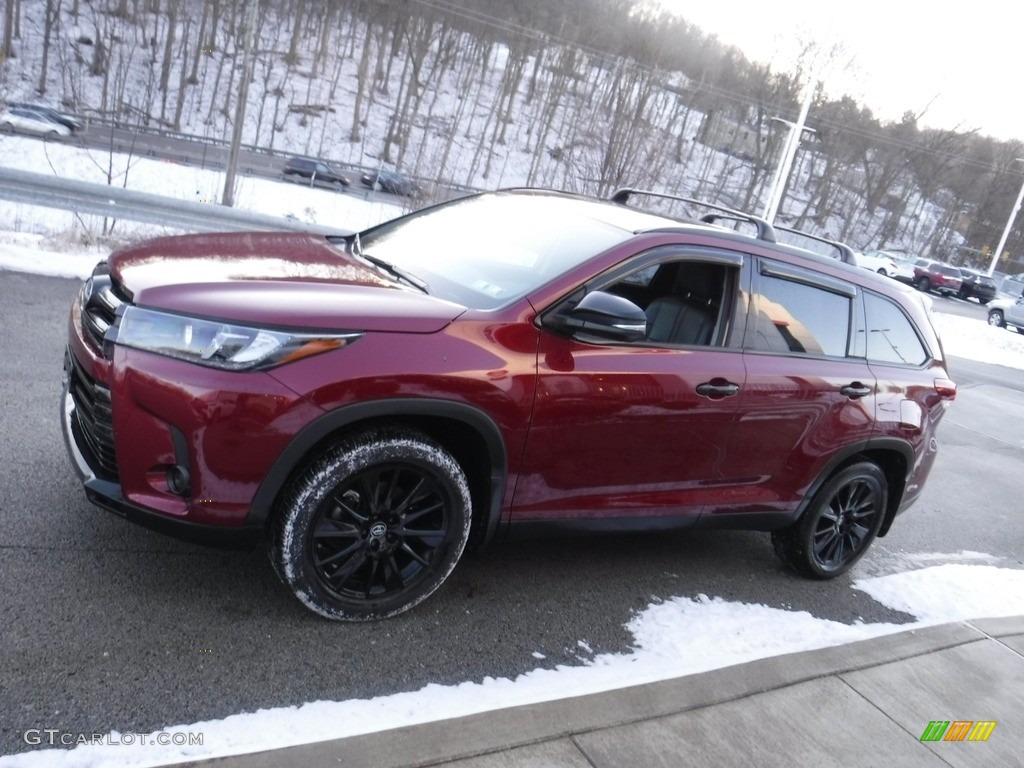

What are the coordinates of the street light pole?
(986, 158, 1024, 277)
(762, 115, 816, 223)
(762, 74, 816, 224)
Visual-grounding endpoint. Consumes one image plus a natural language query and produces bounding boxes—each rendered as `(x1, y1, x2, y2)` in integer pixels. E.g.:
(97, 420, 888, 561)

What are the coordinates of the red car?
(912, 260, 962, 297)
(62, 190, 956, 620)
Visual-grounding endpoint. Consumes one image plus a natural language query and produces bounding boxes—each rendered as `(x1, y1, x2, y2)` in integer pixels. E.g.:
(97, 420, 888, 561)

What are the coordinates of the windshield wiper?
(355, 247, 429, 294)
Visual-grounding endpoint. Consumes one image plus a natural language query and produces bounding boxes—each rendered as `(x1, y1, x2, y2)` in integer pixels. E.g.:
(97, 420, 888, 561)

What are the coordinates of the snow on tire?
(271, 427, 472, 621)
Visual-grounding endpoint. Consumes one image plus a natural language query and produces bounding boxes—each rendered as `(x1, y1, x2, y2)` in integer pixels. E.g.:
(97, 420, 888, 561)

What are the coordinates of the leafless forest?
(2, 0, 1023, 270)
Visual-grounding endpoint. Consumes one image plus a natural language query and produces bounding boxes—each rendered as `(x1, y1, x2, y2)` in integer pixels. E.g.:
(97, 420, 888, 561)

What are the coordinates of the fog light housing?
(166, 465, 191, 497)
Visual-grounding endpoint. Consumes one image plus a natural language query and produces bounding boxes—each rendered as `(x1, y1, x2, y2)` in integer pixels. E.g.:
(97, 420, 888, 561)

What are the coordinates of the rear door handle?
(840, 382, 873, 399)
(696, 380, 740, 399)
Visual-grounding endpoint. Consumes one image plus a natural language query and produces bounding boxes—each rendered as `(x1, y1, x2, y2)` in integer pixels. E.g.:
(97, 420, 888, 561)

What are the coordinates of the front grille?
(81, 269, 129, 352)
(68, 353, 119, 481)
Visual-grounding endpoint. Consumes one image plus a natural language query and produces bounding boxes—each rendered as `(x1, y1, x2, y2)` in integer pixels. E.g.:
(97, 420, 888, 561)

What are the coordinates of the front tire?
(988, 310, 1006, 328)
(772, 462, 887, 579)
(271, 428, 472, 620)
(916, 276, 931, 293)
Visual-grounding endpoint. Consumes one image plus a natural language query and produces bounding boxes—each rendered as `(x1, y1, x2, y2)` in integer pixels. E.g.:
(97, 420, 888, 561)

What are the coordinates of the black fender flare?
(794, 437, 916, 536)
(247, 398, 508, 546)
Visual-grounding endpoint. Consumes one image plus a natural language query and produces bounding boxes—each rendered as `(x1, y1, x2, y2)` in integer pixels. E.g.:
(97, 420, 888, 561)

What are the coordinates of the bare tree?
(3, 0, 16, 59)
(37, 0, 62, 93)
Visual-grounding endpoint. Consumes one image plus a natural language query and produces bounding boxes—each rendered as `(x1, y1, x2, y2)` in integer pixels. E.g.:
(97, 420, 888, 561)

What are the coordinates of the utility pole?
(222, 0, 257, 207)
(986, 158, 1024, 276)
(762, 81, 816, 224)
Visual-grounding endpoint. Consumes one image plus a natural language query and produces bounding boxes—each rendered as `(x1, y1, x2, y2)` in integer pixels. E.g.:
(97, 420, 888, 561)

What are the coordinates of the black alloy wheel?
(772, 461, 887, 579)
(272, 428, 472, 620)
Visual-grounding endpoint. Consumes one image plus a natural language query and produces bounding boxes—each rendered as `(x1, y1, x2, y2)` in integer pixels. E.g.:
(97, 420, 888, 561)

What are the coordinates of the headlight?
(114, 306, 361, 370)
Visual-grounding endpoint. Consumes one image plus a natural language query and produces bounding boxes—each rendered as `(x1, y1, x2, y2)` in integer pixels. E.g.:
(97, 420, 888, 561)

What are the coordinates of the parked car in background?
(61, 188, 956, 621)
(282, 156, 350, 190)
(957, 268, 998, 304)
(913, 260, 962, 297)
(360, 169, 422, 197)
(0, 105, 72, 137)
(7, 102, 84, 132)
(987, 296, 1024, 333)
(855, 249, 896, 276)
(857, 249, 916, 283)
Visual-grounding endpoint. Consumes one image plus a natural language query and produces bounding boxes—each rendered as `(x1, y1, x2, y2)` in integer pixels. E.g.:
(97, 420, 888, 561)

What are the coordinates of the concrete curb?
(181, 618, 1013, 768)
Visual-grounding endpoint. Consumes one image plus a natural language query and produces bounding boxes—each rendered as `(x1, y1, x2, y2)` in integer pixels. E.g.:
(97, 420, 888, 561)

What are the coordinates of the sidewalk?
(182, 616, 1024, 768)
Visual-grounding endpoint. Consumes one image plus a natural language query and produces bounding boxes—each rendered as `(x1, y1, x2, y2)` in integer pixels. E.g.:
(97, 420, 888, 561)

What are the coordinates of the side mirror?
(568, 291, 647, 342)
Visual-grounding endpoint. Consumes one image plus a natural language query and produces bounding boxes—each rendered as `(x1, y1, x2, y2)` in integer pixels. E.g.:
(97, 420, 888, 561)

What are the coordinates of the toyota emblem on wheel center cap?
(369, 522, 387, 538)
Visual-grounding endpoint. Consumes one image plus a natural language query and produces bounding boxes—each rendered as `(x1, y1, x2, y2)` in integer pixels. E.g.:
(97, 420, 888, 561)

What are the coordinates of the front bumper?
(61, 357, 264, 549)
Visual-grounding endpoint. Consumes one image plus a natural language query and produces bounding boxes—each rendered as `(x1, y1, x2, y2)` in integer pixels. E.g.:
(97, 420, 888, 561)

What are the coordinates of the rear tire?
(916, 277, 931, 292)
(271, 427, 472, 620)
(771, 462, 887, 579)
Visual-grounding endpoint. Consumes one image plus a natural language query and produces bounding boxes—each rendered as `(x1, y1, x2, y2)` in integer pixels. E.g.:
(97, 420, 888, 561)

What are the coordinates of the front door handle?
(840, 382, 873, 399)
(696, 380, 740, 399)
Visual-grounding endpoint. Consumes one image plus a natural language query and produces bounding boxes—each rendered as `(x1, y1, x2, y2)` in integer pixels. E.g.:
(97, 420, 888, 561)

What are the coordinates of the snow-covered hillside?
(0, 0, 964, 258)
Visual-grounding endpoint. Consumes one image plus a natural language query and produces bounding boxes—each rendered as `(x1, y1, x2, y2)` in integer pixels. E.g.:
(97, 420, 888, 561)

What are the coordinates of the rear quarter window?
(863, 292, 928, 366)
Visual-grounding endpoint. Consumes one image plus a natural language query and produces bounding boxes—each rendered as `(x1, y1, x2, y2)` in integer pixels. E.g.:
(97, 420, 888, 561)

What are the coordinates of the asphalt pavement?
(178, 616, 1024, 768)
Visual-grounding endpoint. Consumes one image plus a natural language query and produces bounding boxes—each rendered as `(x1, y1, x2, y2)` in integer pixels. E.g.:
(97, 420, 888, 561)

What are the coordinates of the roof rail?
(773, 225, 857, 265)
(610, 188, 776, 243)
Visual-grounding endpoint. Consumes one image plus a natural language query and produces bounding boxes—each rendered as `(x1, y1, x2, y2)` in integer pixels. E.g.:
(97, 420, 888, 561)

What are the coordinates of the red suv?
(912, 260, 962, 297)
(62, 189, 956, 620)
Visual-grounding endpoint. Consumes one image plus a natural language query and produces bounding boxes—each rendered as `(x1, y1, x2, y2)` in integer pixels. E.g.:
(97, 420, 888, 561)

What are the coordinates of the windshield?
(358, 192, 674, 309)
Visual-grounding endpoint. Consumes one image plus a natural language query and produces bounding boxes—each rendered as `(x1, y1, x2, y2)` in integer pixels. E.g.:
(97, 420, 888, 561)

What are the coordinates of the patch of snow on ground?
(0, 232, 106, 279)
(930, 310, 1024, 370)
(854, 563, 1024, 623)
(3, 564, 1022, 768)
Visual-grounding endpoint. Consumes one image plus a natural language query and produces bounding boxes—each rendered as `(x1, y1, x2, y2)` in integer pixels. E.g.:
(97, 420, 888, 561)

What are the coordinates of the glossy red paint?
(62, 189, 954, 575)
(515, 338, 745, 519)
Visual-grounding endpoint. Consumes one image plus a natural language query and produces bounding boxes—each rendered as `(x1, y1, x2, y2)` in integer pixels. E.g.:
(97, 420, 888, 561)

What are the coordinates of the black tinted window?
(751, 273, 851, 356)
(864, 293, 928, 366)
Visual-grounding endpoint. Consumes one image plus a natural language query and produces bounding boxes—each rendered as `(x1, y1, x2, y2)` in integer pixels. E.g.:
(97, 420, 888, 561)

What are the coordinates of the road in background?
(47, 122, 452, 204)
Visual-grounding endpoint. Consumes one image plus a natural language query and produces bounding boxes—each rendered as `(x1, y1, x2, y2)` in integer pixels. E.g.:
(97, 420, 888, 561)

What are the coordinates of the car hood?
(108, 231, 466, 333)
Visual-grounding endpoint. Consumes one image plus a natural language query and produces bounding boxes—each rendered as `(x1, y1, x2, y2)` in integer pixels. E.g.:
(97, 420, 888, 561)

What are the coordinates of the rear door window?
(747, 263, 853, 357)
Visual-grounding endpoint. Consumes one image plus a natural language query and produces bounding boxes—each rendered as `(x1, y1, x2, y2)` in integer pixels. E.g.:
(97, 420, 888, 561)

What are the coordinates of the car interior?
(606, 260, 730, 346)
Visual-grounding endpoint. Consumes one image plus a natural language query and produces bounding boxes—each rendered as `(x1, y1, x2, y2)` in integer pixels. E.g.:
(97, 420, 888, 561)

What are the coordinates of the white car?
(856, 249, 915, 283)
(987, 296, 1024, 333)
(0, 106, 71, 137)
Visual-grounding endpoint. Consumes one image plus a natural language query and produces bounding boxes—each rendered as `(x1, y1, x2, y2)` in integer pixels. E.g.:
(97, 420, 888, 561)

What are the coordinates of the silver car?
(0, 106, 71, 137)
(987, 296, 1024, 333)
